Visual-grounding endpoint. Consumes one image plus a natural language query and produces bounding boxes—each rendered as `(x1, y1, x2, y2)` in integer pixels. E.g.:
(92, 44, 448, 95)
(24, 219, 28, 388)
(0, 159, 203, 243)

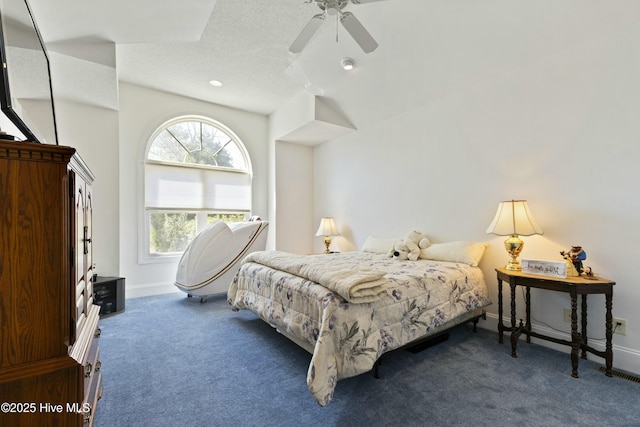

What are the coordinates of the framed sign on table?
(521, 259, 567, 279)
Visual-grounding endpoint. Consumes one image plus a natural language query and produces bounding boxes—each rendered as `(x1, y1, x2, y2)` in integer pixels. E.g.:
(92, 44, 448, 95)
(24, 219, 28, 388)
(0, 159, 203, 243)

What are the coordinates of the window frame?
(140, 115, 252, 263)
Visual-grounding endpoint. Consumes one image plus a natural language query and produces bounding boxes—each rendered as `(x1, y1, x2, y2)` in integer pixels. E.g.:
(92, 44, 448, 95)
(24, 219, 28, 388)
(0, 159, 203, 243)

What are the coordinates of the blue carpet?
(94, 293, 639, 426)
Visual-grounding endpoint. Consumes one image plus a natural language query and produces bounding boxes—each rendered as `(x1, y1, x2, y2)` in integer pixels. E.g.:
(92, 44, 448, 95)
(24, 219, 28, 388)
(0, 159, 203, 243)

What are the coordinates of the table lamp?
(316, 217, 340, 254)
(486, 200, 543, 270)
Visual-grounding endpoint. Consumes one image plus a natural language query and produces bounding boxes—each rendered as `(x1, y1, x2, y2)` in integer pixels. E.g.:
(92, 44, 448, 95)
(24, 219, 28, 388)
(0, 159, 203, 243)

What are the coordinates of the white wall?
(118, 83, 269, 297)
(274, 141, 314, 254)
(270, 2, 640, 374)
(46, 43, 120, 278)
(55, 99, 120, 278)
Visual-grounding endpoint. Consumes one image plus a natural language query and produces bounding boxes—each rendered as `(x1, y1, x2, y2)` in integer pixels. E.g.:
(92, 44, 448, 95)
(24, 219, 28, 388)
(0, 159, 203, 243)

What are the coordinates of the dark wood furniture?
(94, 276, 125, 316)
(0, 140, 101, 426)
(496, 268, 615, 378)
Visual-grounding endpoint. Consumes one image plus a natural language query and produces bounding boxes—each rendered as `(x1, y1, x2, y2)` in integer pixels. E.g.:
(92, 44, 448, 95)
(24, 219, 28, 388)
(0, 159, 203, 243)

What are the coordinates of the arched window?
(144, 116, 252, 257)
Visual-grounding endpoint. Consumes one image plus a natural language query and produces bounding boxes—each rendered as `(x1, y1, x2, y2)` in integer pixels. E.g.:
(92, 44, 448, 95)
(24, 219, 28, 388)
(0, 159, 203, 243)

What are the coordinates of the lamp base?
(323, 236, 332, 254)
(505, 259, 522, 271)
(504, 234, 524, 271)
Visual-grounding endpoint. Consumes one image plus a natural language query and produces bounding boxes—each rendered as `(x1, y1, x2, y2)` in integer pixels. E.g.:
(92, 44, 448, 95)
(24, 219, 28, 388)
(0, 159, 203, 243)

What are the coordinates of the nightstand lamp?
(486, 200, 543, 270)
(316, 217, 340, 254)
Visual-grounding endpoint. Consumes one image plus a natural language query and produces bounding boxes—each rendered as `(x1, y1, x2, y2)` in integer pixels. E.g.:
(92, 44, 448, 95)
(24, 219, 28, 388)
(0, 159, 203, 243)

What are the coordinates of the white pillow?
(361, 235, 402, 254)
(420, 241, 488, 266)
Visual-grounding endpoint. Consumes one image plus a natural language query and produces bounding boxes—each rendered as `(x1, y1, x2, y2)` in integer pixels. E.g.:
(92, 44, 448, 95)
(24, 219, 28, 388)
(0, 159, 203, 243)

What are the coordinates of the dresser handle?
(95, 327, 101, 337)
(83, 226, 90, 255)
(83, 403, 93, 424)
(85, 362, 92, 377)
(95, 360, 101, 372)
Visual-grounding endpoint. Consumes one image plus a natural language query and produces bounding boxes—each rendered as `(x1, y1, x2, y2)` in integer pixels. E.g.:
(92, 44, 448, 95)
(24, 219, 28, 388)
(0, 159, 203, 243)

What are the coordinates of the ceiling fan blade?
(340, 11, 378, 53)
(289, 14, 325, 53)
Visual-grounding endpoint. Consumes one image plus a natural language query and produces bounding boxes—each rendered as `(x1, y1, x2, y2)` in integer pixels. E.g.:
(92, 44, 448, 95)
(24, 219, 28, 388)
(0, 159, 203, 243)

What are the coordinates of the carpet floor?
(94, 292, 639, 426)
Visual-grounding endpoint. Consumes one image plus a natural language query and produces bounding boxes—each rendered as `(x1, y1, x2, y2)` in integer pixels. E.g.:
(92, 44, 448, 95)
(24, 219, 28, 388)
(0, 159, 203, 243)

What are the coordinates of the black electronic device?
(0, 0, 58, 144)
(93, 276, 126, 317)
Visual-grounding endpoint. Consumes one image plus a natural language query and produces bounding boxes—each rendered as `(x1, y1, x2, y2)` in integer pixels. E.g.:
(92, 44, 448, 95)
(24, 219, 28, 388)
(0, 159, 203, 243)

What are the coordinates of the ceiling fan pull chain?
(336, 13, 339, 42)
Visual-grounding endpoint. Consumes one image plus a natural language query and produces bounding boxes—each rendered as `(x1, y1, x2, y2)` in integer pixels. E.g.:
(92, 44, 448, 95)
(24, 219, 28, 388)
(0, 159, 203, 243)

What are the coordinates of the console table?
(496, 268, 615, 378)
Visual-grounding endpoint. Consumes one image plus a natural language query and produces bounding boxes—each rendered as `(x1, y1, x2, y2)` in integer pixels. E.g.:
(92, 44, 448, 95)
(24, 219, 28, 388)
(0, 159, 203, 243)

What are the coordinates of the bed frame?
(373, 308, 486, 377)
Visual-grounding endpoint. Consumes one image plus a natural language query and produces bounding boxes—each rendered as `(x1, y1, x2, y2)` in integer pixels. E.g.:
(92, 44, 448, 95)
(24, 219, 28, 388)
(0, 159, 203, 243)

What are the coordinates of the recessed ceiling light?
(209, 80, 223, 87)
(341, 58, 355, 71)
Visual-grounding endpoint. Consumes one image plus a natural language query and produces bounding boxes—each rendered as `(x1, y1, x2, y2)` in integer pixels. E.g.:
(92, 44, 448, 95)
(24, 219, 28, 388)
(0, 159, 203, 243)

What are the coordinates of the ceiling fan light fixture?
(290, 0, 383, 54)
(341, 58, 355, 70)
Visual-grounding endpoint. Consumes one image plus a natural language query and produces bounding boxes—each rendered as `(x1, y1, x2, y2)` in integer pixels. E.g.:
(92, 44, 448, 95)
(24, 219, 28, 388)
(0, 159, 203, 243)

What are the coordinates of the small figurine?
(560, 246, 587, 275)
(584, 266, 594, 277)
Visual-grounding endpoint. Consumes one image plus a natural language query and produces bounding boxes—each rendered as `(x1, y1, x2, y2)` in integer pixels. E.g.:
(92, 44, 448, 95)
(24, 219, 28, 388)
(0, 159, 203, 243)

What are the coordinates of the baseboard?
(125, 282, 181, 299)
(478, 312, 640, 377)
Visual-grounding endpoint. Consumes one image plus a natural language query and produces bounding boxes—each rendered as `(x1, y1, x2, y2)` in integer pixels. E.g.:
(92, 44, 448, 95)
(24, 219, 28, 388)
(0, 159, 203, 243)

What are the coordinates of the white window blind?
(145, 163, 251, 211)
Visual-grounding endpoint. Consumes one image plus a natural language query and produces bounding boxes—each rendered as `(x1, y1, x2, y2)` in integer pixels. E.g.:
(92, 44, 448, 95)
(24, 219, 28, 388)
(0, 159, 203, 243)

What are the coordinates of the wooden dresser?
(0, 140, 102, 426)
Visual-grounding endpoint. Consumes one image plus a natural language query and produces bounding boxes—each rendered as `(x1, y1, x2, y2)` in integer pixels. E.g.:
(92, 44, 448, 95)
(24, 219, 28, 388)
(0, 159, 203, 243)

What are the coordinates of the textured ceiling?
(29, 0, 218, 43)
(27, 0, 380, 116)
(25, 0, 640, 134)
(115, 0, 316, 115)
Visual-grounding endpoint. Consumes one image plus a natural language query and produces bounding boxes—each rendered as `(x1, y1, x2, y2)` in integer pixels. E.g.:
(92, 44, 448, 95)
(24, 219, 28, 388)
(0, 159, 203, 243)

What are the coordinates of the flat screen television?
(0, 0, 57, 144)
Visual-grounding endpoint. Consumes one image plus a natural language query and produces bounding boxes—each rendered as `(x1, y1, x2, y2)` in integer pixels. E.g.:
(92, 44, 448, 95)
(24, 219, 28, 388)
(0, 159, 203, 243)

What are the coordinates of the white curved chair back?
(175, 220, 269, 299)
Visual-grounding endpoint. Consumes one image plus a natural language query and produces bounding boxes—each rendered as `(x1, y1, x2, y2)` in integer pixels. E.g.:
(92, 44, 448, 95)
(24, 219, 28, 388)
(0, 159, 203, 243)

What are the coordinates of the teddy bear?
(403, 230, 430, 261)
(388, 231, 430, 261)
(388, 242, 411, 260)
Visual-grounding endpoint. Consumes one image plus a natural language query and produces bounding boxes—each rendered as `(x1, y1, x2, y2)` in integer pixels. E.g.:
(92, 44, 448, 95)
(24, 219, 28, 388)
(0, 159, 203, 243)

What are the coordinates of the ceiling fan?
(290, 0, 388, 54)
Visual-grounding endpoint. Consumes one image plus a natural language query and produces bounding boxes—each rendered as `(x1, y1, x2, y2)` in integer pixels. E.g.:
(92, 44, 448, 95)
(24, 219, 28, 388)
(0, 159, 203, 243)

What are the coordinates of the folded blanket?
(242, 251, 389, 303)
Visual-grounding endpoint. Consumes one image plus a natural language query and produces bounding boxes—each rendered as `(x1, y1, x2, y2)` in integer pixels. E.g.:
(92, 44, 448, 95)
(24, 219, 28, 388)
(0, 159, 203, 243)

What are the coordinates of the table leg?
(510, 280, 518, 358)
(498, 277, 504, 344)
(581, 294, 588, 359)
(570, 292, 579, 378)
(605, 291, 614, 377)
(525, 286, 531, 343)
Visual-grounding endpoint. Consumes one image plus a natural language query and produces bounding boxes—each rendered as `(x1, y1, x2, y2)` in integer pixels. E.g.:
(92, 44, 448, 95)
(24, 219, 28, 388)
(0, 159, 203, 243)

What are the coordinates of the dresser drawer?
(83, 337, 100, 389)
(83, 371, 103, 426)
(81, 324, 102, 426)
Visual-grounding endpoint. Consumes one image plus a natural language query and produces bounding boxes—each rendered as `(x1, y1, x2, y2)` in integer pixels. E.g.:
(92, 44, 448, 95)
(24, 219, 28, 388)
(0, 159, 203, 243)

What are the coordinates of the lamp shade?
(486, 200, 543, 236)
(315, 217, 340, 237)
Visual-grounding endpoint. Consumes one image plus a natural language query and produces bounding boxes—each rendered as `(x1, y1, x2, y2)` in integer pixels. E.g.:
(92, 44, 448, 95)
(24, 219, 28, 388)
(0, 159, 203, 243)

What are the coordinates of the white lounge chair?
(174, 220, 269, 302)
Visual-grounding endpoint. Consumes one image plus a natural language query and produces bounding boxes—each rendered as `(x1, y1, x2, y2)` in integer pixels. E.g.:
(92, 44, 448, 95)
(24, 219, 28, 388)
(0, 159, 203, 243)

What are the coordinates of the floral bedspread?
(242, 251, 390, 303)
(227, 252, 491, 406)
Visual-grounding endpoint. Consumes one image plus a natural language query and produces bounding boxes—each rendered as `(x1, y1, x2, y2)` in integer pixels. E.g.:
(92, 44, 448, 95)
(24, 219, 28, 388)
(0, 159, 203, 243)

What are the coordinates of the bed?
(227, 240, 492, 406)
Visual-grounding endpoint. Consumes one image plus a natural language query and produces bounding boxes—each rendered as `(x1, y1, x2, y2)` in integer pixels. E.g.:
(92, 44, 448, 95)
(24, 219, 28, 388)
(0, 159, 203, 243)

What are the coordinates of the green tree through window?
(149, 212, 196, 253)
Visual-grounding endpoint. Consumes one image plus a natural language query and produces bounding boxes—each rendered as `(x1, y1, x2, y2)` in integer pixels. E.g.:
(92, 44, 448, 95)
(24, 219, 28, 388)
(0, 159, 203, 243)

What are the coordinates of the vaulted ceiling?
(26, 0, 640, 133)
(28, 0, 387, 116)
